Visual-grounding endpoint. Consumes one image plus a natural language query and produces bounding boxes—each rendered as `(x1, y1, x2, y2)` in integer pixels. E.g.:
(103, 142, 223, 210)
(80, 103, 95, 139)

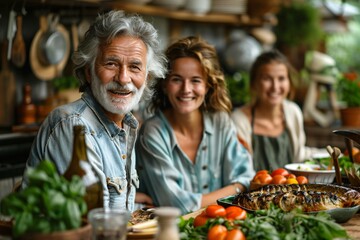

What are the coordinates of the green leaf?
(43, 189, 66, 218)
(31, 218, 52, 233)
(13, 211, 32, 237)
(63, 199, 82, 229)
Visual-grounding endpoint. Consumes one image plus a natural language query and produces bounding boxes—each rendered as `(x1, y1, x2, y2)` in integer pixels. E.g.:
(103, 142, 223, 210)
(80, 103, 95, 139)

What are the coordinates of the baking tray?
(217, 195, 360, 223)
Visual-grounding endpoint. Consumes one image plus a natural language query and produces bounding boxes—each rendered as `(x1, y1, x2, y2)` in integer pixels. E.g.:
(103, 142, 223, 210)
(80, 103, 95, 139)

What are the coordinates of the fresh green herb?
(179, 205, 350, 240)
(305, 156, 353, 174)
(0, 160, 87, 237)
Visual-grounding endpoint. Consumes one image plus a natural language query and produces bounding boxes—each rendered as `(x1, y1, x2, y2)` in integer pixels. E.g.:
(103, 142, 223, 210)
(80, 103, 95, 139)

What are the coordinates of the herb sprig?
(179, 205, 350, 240)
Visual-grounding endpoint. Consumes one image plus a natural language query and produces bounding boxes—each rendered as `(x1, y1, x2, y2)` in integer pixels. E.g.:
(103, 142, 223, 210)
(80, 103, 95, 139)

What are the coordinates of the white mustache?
(105, 82, 137, 92)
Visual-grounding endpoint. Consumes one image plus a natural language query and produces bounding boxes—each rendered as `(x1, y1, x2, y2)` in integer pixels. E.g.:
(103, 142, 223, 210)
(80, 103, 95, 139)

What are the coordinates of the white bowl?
(284, 163, 336, 184)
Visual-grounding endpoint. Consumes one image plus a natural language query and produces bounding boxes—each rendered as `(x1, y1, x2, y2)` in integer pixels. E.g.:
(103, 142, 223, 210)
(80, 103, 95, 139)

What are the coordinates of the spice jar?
(154, 207, 181, 240)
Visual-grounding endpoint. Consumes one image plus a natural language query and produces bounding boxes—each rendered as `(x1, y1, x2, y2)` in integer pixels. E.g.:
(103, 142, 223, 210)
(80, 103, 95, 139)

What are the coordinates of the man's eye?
(105, 62, 117, 67)
(130, 65, 141, 71)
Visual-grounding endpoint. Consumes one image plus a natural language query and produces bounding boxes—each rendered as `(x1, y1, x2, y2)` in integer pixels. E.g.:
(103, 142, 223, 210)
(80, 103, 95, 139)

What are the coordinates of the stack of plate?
(152, 0, 186, 10)
(122, 0, 152, 4)
(211, 0, 247, 14)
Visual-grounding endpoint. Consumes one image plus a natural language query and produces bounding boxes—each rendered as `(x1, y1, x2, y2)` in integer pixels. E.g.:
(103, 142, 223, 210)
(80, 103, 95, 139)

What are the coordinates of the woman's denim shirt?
(23, 88, 139, 211)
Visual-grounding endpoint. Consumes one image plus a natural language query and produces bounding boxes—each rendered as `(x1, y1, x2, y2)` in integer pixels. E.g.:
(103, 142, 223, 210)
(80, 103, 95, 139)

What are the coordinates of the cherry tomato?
(286, 173, 296, 179)
(343, 147, 359, 157)
(271, 168, 289, 177)
(354, 151, 360, 164)
(205, 205, 227, 218)
(208, 225, 228, 240)
(253, 173, 272, 184)
(194, 211, 209, 227)
(286, 178, 298, 184)
(225, 228, 246, 240)
(255, 170, 268, 176)
(271, 175, 287, 184)
(225, 206, 247, 220)
(296, 176, 308, 184)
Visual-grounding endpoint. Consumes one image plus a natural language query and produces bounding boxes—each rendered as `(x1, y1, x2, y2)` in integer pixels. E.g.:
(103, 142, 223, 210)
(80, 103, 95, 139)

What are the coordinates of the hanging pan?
(30, 14, 70, 81)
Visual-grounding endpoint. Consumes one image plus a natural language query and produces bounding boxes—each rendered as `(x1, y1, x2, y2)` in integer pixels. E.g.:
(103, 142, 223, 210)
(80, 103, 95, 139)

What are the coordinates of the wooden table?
(341, 213, 360, 239)
(1, 213, 359, 239)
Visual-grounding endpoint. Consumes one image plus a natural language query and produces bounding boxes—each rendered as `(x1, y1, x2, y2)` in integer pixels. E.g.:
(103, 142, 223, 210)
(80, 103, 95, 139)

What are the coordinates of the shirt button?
(203, 184, 208, 189)
(202, 146, 207, 151)
(202, 165, 207, 170)
(121, 154, 127, 159)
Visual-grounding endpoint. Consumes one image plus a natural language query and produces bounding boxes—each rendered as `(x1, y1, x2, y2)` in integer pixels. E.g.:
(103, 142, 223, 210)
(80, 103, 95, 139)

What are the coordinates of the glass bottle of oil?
(64, 125, 103, 212)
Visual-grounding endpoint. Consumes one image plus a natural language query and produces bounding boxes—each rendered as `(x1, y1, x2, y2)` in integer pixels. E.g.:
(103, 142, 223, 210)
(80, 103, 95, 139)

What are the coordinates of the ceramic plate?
(217, 195, 359, 223)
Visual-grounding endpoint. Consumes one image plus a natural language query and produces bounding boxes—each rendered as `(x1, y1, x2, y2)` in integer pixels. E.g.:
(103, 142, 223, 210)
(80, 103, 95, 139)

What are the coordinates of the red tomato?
(253, 173, 272, 184)
(208, 225, 228, 240)
(193, 211, 209, 227)
(255, 170, 268, 176)
(225, 228, 246, 240)
(286, 173, 296, 179)
(296, 176, 308, 184)
(271, 175, 287, 184)
(205, 205, 227, 218)
(343, 147, 359, 157)
(271, 168, 289, 177)
(225, 206, 247, 220)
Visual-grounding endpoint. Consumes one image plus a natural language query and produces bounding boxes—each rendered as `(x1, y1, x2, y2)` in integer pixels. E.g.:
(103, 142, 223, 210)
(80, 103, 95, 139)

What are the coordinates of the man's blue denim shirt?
(23, 87, 139, 211)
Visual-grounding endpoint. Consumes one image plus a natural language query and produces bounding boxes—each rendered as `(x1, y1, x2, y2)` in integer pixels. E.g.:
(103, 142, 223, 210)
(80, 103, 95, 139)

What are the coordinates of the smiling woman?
(231, 50, 324, 172)
(136, 36, 254, 214)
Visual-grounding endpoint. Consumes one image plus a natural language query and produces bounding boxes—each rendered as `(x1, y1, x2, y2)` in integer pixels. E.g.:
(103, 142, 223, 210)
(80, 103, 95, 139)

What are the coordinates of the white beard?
(90, 69, 145, 115)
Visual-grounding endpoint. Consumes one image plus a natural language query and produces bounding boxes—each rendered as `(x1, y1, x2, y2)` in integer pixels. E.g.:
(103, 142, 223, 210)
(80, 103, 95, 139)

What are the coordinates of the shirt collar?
(82, 87, 139, 137)
(158, 110, 214, 149)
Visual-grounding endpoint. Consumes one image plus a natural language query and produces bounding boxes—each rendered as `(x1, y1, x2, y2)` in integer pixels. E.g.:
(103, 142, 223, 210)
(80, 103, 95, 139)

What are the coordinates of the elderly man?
(22, 10, 166, 211)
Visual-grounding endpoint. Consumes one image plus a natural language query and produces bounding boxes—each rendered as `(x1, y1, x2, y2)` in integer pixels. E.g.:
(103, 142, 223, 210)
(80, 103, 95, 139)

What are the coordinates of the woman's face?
(254, 62, 290, 106)
(165, 57, 208, 115)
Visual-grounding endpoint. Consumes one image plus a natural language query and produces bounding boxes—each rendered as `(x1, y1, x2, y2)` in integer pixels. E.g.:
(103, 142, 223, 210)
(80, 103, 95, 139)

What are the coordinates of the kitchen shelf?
(105, 2, 273, 27)
(24, 1, 275, 27)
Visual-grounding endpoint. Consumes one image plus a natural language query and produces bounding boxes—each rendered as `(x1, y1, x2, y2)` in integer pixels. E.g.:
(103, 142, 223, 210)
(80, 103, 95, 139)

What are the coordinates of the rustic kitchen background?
(0, 0, 359, 198)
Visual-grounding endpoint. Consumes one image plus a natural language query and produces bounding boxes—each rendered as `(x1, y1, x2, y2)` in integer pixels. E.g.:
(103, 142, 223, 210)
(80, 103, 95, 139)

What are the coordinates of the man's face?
(89, 36, 148, 119)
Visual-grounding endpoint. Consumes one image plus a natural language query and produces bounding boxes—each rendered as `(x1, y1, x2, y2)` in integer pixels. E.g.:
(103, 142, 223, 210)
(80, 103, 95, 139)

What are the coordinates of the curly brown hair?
(149, 36, 232, 113)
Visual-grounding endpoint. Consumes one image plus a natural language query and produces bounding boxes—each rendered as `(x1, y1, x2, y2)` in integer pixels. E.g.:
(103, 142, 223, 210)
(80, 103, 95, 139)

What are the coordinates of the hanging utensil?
(71, 22, 79, 51)
(326, 145, 334, 170)
(30, 14, 70, 81)
(11, 14, 26, 67)
(7, 10, 17, 60)
(39, 14, 67, 65)
(332, 147, 342, 185)
(0, 41, 16, 126)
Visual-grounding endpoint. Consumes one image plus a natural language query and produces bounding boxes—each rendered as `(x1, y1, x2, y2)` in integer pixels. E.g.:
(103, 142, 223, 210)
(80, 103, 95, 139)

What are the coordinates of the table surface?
(1, 212, 359, 239)
(342, 213, 360, 239)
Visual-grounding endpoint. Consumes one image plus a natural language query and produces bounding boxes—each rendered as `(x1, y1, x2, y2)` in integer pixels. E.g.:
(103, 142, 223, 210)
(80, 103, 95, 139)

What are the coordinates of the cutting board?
(0, 41, 16, 126)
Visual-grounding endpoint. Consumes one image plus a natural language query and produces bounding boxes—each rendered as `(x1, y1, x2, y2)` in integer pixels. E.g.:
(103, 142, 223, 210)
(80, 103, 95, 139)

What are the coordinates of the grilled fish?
(233, 184, 360, 212)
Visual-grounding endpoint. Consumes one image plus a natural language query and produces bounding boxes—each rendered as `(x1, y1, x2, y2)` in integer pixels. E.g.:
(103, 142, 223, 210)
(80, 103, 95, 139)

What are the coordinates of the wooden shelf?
(24, 1, 275, 27)
(104, 2, 273, 27)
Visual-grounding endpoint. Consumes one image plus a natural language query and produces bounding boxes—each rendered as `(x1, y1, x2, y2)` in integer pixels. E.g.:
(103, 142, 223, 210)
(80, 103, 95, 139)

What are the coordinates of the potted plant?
(336, 72, 360, 126)
(0, 160, 91, 239)
(274, 1, 324, 70)
(52, 75, 81, 104)
(226, 71, 250, 107)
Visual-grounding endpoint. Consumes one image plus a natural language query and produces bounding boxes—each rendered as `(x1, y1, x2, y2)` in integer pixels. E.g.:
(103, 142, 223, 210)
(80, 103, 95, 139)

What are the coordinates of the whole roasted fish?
(232, 184, 360, 212)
